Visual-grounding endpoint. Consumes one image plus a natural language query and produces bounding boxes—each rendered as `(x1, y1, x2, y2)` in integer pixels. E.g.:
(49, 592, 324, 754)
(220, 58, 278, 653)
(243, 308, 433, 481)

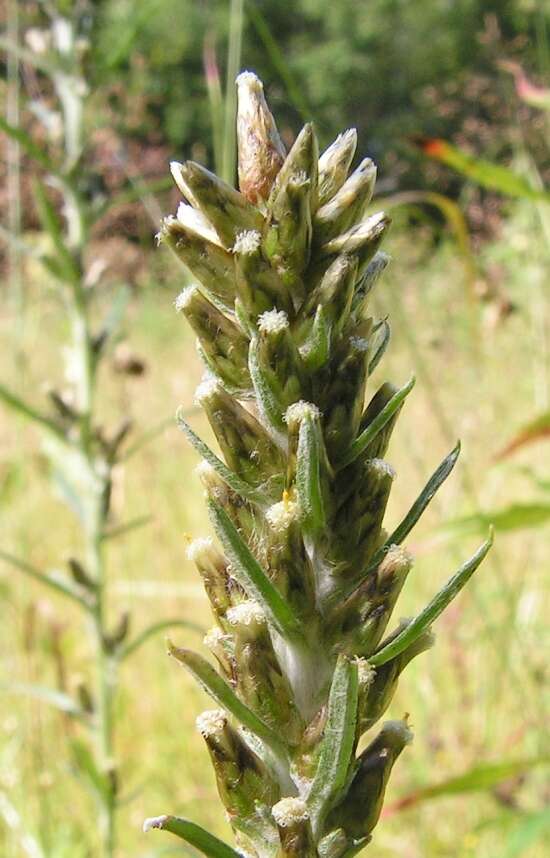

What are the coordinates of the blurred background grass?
(1, 1, 549, 857)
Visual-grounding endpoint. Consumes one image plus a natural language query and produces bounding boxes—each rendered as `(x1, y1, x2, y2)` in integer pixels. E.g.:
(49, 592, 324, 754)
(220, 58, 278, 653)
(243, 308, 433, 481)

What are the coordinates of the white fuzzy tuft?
(284, 401, 321, 427)
(195, 709, 227, 737)
(266, 498, 298, 532)
(380, 544, 412, 570)
(226, 601, 265, 627)
(143, 815, 169, 833)
(368, 458, 396, 480)
(272, 797, 309, 827)
(186, 536, 215, 563)
(349, 335, 370, 352)
(258, 309, 289, 334)
(236, 70, 263, 92)
(203, 626, 227, 649)
(174, 285, 197, 312)
(233, 229, 262, 255)
(194, 376, 220, 405)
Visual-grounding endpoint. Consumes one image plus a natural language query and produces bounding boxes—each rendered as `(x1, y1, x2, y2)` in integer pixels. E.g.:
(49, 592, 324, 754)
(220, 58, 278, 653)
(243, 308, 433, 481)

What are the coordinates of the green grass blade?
(222, 0, 244, 185)
(447, 503, 550, 535)
(388, 756, 550, 812)
(168, 644, 287, 760)
(296, 412, 326, 537)
(0, 550, 92, 609)
(33, 181, 80, 283)
(119, 620, 204, 661)
(0, 382, 67, 440)
(370, 532, 493, 667)
(385, 441, 461, 547)
(5, 682, 84, 718)
(207, 499, 302, 641)
(0, 115, 56, 173)
(368, 319, 391, 374)
(416, 138, 550, 201)
(338, 377, 415, 468)
(307, 655, 359, 836)
(176, 410, 263, 504)
(143, 814, 241, 858)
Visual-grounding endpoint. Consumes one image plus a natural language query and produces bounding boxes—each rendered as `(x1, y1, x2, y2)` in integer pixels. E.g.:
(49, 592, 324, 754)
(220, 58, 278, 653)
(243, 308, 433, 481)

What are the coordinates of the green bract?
(145, 71, 492, 858)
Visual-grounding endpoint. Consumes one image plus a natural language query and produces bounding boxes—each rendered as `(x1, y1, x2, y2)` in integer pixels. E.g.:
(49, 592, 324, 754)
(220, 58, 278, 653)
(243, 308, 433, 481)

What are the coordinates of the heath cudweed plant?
(144, 72, 492, 858)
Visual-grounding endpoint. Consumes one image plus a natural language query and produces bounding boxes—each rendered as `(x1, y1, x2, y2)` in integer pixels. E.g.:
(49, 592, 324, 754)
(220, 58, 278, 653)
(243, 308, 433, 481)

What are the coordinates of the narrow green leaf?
(168, 644, 287, 760)
(307, 655, 359, 836)
(338, 377, 415, 468)
(0, 550, 92, 609)
(70, 739, 111, 803)
(416, 138, 550, 202)
(494, 410, 550, 460)
(384, 441, 461, 548)
(0, 116, 56, 172)
(101, 514, 152, 542)
(143, 814, 241, 858)
(33, 181, 80, 283)
(447, 504, 550, 535)
(368, 319, 390, 374)
(296, 412, 326, 536)
(370, 532, 493, 667)
(248, 336, 285, 432)
(176, 411, 263, 505)
(389, 756, 550, 812)
(119, 620, 204, 661)
(5, 682, 84, 717)
(504, 809, 550, 858)
(207, 499, 302, 641)
(0, 383, 66, 441)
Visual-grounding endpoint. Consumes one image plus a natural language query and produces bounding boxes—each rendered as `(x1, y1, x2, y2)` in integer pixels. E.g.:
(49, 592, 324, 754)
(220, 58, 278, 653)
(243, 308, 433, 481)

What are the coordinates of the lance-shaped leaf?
(248, 335, 286, 433)
(0, 115, 57, 172)
(314, 158, 377, 245)
(322, 212, 391, 274)
(337, 377, 415, 468)
(300, 304, 331, 370)
(168, 644, 288, 760)
(317, 128, 357, 206)
(173, 160, 263, 247)
(0, 550, 92, 609)
(295, 406, 329, 537)
(236, 71, 286, 204)
(6, 682, 85, 718)
(352, 251, 391, 315)
(176, 410, 264, 505)
(368, 319, 391, 374)
(270, 123, 319, 211)
(307, 655, 359, 836)
(33, 181, 80, 283)
(207, 499, 302, 642)
(143, 814, 242, 858)
(176, 285, 251, 394)
(0, 383, 67, 441)
(370, 532, 493, 667)
(382, 441, 461, 549)
(160, 216, 235, 309)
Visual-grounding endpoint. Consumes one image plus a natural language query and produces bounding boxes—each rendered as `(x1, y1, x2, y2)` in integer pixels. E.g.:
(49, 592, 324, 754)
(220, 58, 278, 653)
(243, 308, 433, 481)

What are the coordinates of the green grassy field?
(1, 215, 548, 857)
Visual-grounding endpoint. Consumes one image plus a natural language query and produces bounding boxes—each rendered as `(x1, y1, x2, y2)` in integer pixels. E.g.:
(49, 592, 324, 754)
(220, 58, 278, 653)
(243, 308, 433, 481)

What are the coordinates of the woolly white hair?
(195, 709, 227, 738)
(186, 536, 216, 563)
(266, 498, 298, 532)
(174, 285, 198, 313)
(226, 601, 265, 627)
(194, 375, 220, 405)
(367, 458, 396, 480)
(272, 797, 309, 827)
(258, 309, 289, 335)
(284, 401, 321, 428)
(233, 229, 262, 255)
